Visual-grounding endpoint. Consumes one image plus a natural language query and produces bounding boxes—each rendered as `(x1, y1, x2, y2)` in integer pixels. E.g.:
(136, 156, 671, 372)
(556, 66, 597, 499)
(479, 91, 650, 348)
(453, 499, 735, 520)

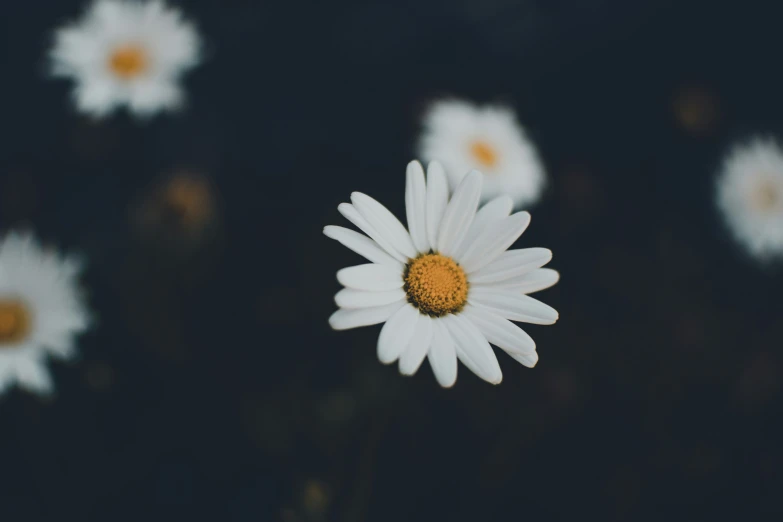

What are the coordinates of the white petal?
(14, 358, 54, 395)
(0, 372, 14, 395)
(428, 319, 457, 388)
(405, 161, 429, 253)
(323, 226, 403, 268)
(437, 171, 482, 256)
(127, 81, 183, 117)
(44, 334, 78, 361)
(338, 203, 408, 263)
(469, 287, 559, 325)
(335, 288, 407, 309)
(328, 301, 405, 330)
(61, 254, 87, 279)
(453, 195, 513, 259)
(351, 192, 417, 259)
(444, 314, 502, 384)
(469, 248, 553, 283)
(459, 212, 531, 272)
(496, 268, 560, 294)
(336, 264, 403, 291)
(377, 304, 420, 364)
(399, 315, 433, 376)
(506, 350, 539, 369)
(73, 79, 119, 118)
(462, 305, 538, 367)
(425, 161, 449, 249)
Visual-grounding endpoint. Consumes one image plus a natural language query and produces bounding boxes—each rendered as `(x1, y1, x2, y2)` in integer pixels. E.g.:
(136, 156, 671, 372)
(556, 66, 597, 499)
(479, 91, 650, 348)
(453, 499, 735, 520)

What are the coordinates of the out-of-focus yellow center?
(405, 254, 468, 317)
(108, 45, 148, 80)
(754, 180, 779, 211)
(164, 176, 213, 228)
(0, 299, 31, 346)
(470, 140, 499, 168)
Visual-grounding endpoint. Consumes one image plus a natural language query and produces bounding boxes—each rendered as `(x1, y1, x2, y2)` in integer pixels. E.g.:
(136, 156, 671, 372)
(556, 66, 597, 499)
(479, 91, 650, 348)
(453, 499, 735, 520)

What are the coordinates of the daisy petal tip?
(377, 353, 396, 365)
(461, 170, 484, 193)
(493, 195, 514, 214)
(327, 311, 343, 331)
(512, 211, 532, 229)
(438, 378, 457, 389)
(328, 309, 377, 331)
(426, 161, 447, 180)
(541, 268, 560, 284)
(406, 160, 424, 174)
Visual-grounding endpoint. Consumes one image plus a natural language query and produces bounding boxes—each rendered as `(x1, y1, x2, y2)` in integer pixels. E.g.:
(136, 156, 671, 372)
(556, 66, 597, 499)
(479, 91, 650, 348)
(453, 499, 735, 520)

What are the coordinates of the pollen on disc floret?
(404, 253, 468, 317)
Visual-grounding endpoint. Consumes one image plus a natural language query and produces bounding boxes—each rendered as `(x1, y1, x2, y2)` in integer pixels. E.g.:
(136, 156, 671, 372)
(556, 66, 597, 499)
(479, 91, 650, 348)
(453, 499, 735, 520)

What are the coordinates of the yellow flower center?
(470, 140, 499, 168)
(754, 180, 779, 211)
(404, 254, 468, 317)
(0, 299, 31, 347)
(108, 45, 148, 80)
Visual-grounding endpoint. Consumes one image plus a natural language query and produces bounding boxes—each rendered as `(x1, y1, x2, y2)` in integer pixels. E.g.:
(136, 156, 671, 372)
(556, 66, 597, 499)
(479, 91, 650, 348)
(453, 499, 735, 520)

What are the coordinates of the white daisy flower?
(716, 139, 783, 260)
(325, 161, 559, 387)
(418, 99, 546, 209)
(0, 232, 92, 396)
(49, 0, 201, 118)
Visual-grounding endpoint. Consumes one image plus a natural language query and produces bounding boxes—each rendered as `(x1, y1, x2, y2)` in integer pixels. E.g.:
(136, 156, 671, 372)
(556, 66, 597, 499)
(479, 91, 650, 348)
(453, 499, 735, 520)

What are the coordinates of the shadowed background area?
(1, 0, 782, 520)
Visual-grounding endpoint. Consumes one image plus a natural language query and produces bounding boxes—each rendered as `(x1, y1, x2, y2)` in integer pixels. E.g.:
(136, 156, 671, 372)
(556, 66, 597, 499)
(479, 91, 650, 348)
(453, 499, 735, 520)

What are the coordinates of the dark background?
(2, 0, 782, 520)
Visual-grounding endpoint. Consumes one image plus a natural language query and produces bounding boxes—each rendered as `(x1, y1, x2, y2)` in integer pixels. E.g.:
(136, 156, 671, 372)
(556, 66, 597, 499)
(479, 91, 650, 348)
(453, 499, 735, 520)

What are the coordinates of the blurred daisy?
(135, 171, 218, 247)
(325, 161, 559, 387)
(418, 99, 546, 209)
(717, 139, 783, 260)
(0, 232, 92, 395)
(50, 0, 201, 118)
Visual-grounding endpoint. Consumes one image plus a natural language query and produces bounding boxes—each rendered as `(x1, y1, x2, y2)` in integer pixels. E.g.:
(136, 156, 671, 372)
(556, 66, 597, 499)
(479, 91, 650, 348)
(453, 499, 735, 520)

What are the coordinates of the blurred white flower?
(0, 232, 92, 396)
(717, 139, 783, 261)
(418, 99, 546, 209)
(50, 0, 201, 118)
(325, 161, 559, 387)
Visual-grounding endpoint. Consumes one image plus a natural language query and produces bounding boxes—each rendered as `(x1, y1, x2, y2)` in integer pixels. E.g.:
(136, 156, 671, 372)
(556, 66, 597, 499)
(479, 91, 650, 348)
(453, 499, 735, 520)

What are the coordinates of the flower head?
(50, 0, 202, 118)
(0, 232, 92, 395)
(418, 99, 546, 209)
(716, 139, 783, 261)
(137, 171, 217, 238)
(325, 161, 559, 387)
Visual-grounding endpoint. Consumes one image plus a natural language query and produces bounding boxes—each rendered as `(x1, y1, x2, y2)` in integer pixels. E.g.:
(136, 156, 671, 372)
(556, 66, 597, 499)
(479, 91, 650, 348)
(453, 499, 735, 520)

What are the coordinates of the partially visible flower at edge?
(0, 231, 92, 395)
(716, 138, 783, 261)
